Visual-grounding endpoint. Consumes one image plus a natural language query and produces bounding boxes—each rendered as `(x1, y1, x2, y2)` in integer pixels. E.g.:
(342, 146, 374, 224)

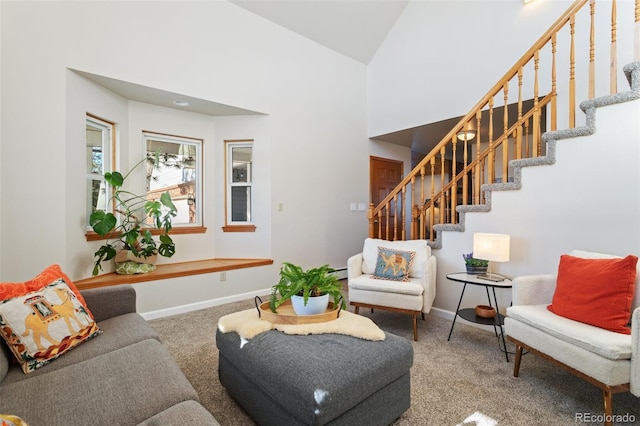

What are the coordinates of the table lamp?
(472, 233, 510, 282)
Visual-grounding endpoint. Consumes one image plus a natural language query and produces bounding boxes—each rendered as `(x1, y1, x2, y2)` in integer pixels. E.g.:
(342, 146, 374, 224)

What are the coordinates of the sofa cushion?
(349, 275, 424, 296)
(548, 254, 638, 334)
(1, 312, 160, 385)
(137, 400, 219, 426)
(362, 238, 430, 278)
(0, 279, 101, 373)
(508, 304, 632, 360)
(0, 339, 200, 426)
(373, 247, 415, 281)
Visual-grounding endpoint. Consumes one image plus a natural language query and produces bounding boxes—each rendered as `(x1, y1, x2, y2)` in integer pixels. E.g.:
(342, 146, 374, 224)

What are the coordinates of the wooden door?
(370, 156, 404, 240)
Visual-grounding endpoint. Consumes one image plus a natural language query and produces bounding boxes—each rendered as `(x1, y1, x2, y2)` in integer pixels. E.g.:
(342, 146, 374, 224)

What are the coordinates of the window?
(86, 115, 114, 228)
(143, 132, 203, 228)
(224, 140, 255, 232)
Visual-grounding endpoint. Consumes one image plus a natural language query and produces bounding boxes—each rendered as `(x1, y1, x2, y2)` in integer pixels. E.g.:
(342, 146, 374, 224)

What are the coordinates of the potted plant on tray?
(89, 152, 177, 276)
(463, 253, 489, 275)
(269, 262, 346, 315)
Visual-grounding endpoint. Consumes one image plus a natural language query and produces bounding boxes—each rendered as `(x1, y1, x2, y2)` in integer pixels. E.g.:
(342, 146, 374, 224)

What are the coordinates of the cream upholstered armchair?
(505, 250, 640, 426)
(347, 238, 436, 341)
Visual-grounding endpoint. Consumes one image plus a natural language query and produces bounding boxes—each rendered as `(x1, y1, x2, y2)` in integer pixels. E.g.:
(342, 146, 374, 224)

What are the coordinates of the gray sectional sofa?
(0, 284, 219, 426)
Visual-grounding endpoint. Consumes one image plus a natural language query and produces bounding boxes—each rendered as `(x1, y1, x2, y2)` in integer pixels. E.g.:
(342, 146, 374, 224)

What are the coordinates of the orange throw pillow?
(0, 264, 92, 318)
(548, 254, 638, 334)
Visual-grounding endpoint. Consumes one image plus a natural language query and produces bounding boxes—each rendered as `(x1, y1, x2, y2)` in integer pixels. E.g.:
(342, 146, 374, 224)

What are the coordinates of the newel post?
(367, 203, 375, 238)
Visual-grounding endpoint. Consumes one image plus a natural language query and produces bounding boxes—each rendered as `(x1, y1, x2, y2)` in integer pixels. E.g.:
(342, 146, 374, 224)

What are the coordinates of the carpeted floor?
(149, 293, 640, 425)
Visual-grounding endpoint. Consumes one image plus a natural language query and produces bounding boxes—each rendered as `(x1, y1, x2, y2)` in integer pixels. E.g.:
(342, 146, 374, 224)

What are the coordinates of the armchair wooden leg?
(513, 345, 523, 377)
(603, 390, 613, 426)
(412, 314, 418, 341)
(354, 306, 360, 314)
(421, 312, 425, 321)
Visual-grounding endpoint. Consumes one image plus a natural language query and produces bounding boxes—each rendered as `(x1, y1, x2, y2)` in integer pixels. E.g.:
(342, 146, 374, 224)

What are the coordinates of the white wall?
(0, 1, 374, 314)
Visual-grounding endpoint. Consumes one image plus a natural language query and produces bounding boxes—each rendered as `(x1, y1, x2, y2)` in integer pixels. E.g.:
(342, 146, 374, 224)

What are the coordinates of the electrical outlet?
(220, 272, 227, 281)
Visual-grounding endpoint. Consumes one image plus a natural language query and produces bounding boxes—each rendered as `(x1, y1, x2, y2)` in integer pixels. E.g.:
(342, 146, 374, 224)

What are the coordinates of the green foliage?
(269, 262, 346, 313)
(89, 152, 177, 276)
(462, 253, 489, 267)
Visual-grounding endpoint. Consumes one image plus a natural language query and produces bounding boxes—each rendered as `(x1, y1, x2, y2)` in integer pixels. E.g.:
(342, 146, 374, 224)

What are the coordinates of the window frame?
(143, 131, 205, 230)
(85, 114, 115, 230)
(223, 139, 256, 232)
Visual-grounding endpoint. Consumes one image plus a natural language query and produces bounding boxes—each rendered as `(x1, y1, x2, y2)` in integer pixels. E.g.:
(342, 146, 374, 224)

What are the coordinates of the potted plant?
(89, 152, 177, 276)
(463, 253, 489, 275)
(269, 262, 346, 315)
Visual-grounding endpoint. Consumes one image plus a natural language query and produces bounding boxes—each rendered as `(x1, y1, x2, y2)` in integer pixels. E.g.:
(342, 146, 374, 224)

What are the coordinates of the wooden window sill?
(85, 226, 207, 241)
(222, 225, 256, 233)
(75, 258, 273, 289)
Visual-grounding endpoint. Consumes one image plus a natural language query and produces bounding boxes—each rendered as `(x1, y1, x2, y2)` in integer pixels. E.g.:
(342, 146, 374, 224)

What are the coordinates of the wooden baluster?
(488, 97, 495, 184)
(611, 0, 618, 94)
(462, 128, 469, 206)
(517, 67, 524, 159)
(400, 187, 406, 241)
(420, 166, 426, 239)
(430, 157, 435, 240)
(438, 193, 445, 226)
(635, 0, 640, 60)
(525, 118, 531, 158)
(368, 204, 375, 238)
(502, 82, 509, 184)
(533, 51, 540, 157)
(589, 0, 596, 99)
(410, 175, 416, 240)
(474, 110, 482, 204)
(440, 147, 446, 223)
(384, 203, 390, 240)
(551, 33, 558, 132)
(569, 14, 576, 128)
(393, 194, 399, 241)
(451, 135, 457, 224)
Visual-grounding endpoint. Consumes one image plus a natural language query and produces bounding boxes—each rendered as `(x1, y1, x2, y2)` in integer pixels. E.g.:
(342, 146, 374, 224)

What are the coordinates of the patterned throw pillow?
(0, 279, 101, 373)
(373, 247, 415, 281)
(0, 264, 91, 318)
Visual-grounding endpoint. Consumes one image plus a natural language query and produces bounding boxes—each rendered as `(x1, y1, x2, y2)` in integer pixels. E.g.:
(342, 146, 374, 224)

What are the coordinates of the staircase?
(368, 0, 640, 248)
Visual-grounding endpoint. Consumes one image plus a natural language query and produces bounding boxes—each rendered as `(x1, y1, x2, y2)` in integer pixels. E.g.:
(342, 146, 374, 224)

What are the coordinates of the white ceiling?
(230, 0, 409, 64)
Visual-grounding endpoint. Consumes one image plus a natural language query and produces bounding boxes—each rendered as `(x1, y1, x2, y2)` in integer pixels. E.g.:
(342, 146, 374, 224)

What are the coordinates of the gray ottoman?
(216, 329, 413, 426)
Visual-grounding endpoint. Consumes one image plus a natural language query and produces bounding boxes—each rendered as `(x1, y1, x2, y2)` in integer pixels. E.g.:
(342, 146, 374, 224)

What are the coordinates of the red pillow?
(548, 254, 638, 334)
(0, 264, 93, 318)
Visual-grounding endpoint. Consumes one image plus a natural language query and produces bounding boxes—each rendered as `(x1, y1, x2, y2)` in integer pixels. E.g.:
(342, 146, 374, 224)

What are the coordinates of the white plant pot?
(291, 294, 330, 315)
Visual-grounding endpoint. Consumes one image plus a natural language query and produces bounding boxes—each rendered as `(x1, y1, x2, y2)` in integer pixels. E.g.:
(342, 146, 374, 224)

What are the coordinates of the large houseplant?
(89, 152, 177, 276)
(269, 262, 346, 315)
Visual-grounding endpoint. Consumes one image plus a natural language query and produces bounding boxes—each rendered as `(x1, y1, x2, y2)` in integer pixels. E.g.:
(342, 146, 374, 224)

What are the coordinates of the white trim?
(140, 287, 272, 320)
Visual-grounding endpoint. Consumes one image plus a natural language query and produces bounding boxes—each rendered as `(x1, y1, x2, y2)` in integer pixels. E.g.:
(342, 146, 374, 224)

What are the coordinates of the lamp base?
(477, 273, 505, 282)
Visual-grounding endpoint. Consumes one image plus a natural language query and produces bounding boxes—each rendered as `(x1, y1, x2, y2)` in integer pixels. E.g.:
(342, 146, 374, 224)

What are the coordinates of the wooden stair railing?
(369, 0, 640, 243)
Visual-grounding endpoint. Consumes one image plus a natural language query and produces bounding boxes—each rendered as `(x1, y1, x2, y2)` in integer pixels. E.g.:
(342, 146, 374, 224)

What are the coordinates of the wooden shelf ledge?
(75, 258, 274, 290)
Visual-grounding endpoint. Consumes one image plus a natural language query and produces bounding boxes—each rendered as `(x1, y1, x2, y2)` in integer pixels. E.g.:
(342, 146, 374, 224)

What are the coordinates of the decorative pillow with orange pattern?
(0, 279, 101, 373)
(0, 264, 91, 318)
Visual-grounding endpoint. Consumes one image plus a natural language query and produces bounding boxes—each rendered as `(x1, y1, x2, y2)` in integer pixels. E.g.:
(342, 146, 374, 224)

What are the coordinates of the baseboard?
(332, 267, 348, 280)
(140, 287, 272, 320)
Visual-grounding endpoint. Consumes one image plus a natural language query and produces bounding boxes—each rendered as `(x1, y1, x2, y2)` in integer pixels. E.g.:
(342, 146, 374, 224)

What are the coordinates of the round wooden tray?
(255, 297, 341, 325)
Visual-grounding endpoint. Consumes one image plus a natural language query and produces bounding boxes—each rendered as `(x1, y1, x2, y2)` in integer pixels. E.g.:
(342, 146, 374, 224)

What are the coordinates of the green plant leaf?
(104, 171, 124, 187)
(89, 211, 117, 236)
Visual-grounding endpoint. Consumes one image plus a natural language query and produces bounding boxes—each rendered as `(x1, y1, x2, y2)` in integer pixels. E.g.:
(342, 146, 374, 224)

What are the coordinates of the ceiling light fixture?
(522, 0, 536, 4)
(457, 130, 476, 141)
(172, 100, 190, 107)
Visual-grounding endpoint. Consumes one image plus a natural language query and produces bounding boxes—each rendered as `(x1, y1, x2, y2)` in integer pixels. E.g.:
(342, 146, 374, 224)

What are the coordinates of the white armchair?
(347, 238, 436, 341)
(505, 250, 640, 426)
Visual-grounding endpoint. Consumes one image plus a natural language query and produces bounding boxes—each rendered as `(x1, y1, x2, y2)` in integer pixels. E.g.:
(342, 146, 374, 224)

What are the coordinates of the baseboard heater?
(331, 267, 348, 280)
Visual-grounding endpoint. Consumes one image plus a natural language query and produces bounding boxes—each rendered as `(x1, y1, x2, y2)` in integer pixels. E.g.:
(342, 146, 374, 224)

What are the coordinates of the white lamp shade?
(472, 233, 510, 262)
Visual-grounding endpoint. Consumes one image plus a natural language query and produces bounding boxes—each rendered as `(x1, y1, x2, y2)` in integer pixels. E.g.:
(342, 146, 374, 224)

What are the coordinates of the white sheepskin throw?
(218, 308, 386, 341)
